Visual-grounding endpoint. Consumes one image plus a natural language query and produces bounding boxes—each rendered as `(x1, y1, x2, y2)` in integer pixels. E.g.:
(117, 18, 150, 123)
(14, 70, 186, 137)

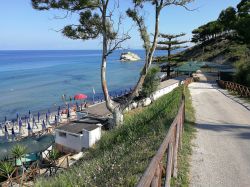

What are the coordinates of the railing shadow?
(196, 122, 250, 140)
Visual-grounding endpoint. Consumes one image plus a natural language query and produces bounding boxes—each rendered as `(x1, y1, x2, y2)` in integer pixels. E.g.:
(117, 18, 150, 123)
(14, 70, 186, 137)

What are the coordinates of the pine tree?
(157, 33, 188, 61)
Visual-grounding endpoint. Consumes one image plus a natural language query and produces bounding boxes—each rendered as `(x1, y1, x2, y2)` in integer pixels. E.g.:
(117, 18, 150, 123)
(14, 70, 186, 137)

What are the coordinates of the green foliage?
(62, 11, 102, 40)
(140, 67, 160, 97)
(157, 33, 188, 59)
(126, 8, 150, 51)
(32, 0, 116, 42)
(0, 161, 14, 178)
(218, 6, 237, 31)
(235, 60, 250, 87)
(235, 0, 250, 45)
(11, 144, 27, 160)
(35, 87, 183, 187)
(192, 0, 249, 45)
(191, 21, 223, 43)
(49, 148, 60, 161)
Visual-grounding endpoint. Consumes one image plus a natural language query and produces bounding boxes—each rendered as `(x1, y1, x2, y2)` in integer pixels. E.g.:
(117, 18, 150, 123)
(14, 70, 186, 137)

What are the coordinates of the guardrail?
(217, 80, 250, 97)
(137, 97, 185, 187)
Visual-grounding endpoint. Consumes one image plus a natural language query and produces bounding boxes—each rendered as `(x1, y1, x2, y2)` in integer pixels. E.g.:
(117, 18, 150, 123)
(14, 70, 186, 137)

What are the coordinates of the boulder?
(120, 52, 141, 62)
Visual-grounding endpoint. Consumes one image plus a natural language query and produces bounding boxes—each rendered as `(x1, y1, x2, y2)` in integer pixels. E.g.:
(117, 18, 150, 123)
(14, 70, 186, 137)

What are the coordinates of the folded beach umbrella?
(16, 113, 19, 121)
(18, 119, 22, 134)
(18, 119, 22, 128)
(27, 122, 31, 130)
(29, 110, 31, 120)
(38, 112, 40, 123)
(67, 110, 70, 118)
(11, 127, 15, 140)
(46, 113, 48, 122)
(42, 120, 46, 130)
(25, 115, 28, 125)
(57, 106, 61, 116)
(32, 116, 35, 128)
(27, 122, 32, 133)
(54, 115, 58, 126)
(4, 116, 7, 122)
(4, 125, 8, 141)
(28, 122, 33, 136)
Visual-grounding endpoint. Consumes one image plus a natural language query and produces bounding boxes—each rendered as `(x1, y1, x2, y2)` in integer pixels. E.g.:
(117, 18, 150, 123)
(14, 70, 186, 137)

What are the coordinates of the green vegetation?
(191, 0, 249, 45)
(176, 0, 250, 87)
(172, 87, 196, 186)
(178, 37, 249, 64)
(140, 67, 160, 98)
(156, 33, 188, 61)
(35, 87, 183, 186)
(0, 161, 15, 184)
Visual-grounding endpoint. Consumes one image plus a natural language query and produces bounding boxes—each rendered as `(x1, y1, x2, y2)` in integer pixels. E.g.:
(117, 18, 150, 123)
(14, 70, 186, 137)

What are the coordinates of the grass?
(172, 86, 196, 187)
(35, 87, 184, 187)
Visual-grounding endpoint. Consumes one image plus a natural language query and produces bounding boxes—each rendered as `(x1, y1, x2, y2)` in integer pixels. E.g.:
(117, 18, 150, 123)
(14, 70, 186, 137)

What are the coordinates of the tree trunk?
(111, 107, 124, 128)
(101, 4, 114, 113)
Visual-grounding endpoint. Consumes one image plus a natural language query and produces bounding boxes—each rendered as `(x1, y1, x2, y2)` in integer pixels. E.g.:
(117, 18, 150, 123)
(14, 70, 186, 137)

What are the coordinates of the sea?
(0, 50, 165, 121)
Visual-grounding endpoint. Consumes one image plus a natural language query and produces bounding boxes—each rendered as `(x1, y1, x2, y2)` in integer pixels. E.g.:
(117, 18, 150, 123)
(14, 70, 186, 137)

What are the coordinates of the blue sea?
(0, 50, 165, 121)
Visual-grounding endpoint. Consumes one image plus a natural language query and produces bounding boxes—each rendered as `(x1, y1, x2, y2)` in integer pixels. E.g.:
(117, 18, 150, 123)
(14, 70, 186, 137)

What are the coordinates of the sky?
(0, 0, 240, 50)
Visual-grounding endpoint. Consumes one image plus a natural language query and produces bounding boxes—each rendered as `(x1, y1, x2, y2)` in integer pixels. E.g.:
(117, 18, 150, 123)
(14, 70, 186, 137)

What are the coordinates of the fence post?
(151, 163, 161, 187)
(173, 120, 180, 178)
(165, 140, 173, 187)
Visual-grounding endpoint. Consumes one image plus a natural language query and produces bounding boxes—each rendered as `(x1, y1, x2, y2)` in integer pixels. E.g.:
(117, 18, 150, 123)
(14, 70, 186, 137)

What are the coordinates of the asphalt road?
(189, 81, 250, 187)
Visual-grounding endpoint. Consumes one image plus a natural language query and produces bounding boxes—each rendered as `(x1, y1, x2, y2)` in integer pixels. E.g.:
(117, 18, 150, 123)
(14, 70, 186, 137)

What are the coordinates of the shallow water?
(0, 50, 165, 121)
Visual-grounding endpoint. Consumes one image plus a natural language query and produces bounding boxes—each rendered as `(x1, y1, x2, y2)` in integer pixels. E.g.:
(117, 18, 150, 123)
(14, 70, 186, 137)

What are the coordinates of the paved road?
(189, 81, 250, 187)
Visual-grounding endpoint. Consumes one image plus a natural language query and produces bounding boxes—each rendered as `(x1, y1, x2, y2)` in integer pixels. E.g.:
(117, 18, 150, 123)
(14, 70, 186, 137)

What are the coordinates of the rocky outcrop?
(120, 52, 141, 62)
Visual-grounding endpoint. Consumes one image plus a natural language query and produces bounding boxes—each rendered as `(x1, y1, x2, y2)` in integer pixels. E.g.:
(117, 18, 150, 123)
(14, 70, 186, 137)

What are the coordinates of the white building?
(55, 119, 102, 153)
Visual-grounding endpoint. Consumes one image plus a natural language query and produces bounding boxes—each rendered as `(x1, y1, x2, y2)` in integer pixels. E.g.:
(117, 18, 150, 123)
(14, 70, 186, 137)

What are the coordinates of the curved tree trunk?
(121, 5, 161, 111)
(101, 2, 162, 127)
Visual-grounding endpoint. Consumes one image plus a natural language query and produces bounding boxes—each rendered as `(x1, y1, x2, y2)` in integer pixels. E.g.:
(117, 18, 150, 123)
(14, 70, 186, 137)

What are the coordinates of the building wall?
(88, 127, 102, 147)
(55, 131, 83, 152)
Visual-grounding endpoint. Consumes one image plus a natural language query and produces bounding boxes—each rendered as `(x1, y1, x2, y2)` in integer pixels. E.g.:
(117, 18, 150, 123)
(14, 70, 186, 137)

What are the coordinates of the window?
(59, 132, 67, 138)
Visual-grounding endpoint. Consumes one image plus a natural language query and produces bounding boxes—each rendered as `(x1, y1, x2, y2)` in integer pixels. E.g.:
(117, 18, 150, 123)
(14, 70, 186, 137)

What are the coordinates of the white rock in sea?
(120, 52, 141, 62)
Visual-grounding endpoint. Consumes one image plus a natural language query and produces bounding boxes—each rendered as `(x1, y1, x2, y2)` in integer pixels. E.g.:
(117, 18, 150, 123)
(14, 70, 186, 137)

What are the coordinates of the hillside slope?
(175, 36, 249, 65)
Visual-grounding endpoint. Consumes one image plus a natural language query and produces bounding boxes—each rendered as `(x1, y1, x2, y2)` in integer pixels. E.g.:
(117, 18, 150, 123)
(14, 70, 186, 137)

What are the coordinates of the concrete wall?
(125, 82, 180, 111)
(55, 131, 83, 152)
(88, 127, 101, 147)
(152, 82, 179, 100)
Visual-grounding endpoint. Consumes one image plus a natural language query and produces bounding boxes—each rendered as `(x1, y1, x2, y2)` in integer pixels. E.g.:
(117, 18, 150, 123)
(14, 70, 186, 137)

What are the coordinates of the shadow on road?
(195, 123, 250, 140)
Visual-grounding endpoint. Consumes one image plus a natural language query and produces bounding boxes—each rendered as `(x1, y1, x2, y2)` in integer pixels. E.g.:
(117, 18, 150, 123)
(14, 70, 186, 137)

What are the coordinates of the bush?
(140, 66, 160, 98)
(235, 60, 250, 87)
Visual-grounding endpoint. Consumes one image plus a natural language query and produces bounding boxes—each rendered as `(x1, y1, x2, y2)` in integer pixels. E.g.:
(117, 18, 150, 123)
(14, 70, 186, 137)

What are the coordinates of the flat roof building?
(55, 118, 102, 153)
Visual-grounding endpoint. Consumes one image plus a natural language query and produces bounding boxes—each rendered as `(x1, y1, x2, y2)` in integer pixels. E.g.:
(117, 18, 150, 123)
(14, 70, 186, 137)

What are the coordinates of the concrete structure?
(55, 119, 102, 153)
(152, 79, 179, 100)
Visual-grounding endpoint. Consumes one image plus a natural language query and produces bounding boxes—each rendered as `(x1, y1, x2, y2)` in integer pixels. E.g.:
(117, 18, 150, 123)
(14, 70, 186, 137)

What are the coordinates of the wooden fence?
(218, 80, 250, 97)
(137, 97, 185, 187)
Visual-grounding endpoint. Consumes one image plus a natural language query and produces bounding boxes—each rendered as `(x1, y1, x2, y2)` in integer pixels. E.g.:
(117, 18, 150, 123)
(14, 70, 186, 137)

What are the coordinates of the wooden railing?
(137, 98, 185, 187)
(218, 80, 250, 97)
(184, 77, 193, 86)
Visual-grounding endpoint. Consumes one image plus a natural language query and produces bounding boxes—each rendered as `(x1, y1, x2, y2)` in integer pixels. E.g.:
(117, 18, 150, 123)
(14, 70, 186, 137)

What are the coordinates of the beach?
(0, 50, 166, 122)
